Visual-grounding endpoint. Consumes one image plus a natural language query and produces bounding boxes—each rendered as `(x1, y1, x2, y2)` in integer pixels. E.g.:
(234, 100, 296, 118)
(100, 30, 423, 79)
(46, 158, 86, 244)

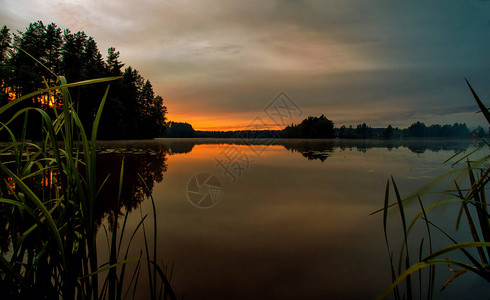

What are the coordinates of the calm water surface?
(95, 139, 490, 299)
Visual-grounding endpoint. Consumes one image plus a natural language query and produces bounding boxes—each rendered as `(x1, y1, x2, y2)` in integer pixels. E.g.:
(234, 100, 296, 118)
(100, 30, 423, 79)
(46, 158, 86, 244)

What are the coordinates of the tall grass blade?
(124, 251, 143, 300)
(17, 46, 58, 79)
(440, 268, 467, 291)
(118, 214, 149, 299)
(465, 78, 490, 124)
(455, 181, 488, 264)
(131, 251, 144, 300)
(423, 219, 488, 279)
(391, 177, 412, 300)
(0, 47, 174, 299)
(377, 259, 478, 300)
(0, 77, 121, 116)
(108, 158, 125, 300)
(80, 257, 140, 279)
(448, 144, 485, 167)
(0, 164, 65, 266)
(370, 167, 470, 216)
(466, 161, 490, 257)
(416, 196, 434, 300)
(0, 256, 28, 291)
(382, 180, 401, 300)
(140, 206, 155, 299)
(148, 260, 178, 300)
(423, 242, 490, 271)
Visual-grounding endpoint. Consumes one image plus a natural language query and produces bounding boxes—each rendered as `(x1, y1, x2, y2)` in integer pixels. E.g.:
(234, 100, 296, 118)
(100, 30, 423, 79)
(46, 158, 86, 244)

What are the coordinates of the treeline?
(0, 21, 166, 140)
(160, 121, 280, 139)
(163, 121, 196, 138)
(196, 130, 279, 139)
(282, 115, 335, 138)
(406, 121, 473, 138)
(337, 122, 481, 139)
(282, 115, 478, 139)
(161, 116, 485, 139)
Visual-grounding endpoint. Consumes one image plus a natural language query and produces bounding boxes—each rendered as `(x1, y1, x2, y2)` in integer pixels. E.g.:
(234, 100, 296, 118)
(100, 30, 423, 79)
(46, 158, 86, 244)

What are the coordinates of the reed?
(0, 53, 175, 299)
(377, 80, 490, 299)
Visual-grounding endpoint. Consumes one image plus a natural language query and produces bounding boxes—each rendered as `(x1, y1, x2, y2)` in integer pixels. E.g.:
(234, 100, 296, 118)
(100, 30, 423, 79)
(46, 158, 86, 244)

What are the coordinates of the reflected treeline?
(0, 137, 476, 248)
(281, 139, 474, 161)
(93, 150, 167, 226)
(0, 140, 196, 251)
(327, 139, 473, 154)
(92, 140, 205, 225)
(280, 140, 334, 162)
(155, 138, 476, 162)
(89, 140, 207, 225)
(274, 139, 474, 162)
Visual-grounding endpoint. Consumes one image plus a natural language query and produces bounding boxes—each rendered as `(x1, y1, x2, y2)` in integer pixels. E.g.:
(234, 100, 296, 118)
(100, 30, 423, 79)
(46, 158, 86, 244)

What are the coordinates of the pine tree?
(106, 47, 124, 75)
(1, 21, 167, 140)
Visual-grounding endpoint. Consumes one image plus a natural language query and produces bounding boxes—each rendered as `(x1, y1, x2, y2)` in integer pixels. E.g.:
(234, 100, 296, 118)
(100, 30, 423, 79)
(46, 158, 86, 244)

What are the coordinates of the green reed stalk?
(0, 53, 174, 299)
(378, 80, 490, 299)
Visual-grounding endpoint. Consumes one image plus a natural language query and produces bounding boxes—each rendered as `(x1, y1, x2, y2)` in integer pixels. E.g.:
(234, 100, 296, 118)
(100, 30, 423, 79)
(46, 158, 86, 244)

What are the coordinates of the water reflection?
(93, 138, 474, 220)
(2, 138, 481, 299)
(94, 149, 167, 225)
(280, 141, 334, 162)
(92, 140, 207, 224)
(146, 138, 472, 162)
(0, 138, 473, 242)
(153, 138, 473, 151)
(277, 138, 471, 157)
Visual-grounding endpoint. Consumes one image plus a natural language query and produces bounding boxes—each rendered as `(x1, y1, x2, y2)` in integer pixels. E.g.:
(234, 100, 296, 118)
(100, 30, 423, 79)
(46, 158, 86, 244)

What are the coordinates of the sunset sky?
(1, 0, 490, 130)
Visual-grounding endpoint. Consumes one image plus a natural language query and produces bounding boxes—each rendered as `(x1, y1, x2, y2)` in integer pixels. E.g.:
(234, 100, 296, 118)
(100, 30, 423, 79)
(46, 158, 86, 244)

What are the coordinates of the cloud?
(1, 0, 490, 129)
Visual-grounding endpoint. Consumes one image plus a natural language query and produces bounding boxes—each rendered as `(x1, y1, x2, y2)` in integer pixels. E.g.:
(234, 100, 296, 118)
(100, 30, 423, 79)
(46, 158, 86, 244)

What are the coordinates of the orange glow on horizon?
(170, 119, 286, 132)
(174, 143, 286, 159)
(167, 111, 291, 132)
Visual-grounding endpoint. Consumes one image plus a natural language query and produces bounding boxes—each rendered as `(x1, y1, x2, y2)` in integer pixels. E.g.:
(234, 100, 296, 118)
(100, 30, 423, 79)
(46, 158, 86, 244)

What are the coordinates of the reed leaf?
(465, 79, 490, 124)
(440, 268, 467, 292)
(0, 49, 173, 299)
(80, 258, 140, 279)
(382, 180, 401, 300)
(0, 164, 65, 267)
(0, 77, 121, 116)
(423, 242, 490, 262)
(391, 177, 413, 300)
(377, 259, 479, 300)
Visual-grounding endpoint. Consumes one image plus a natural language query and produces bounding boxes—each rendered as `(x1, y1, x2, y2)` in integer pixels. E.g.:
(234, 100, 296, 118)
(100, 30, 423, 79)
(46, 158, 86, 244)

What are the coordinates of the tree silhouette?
(0, 21, 167, 140)
(282, 114, 335, 138)
(163, 122, 196, 138)
(382, 125, 394, 139)
(408, 121, 427, 137)
(93, 150, 168, 227)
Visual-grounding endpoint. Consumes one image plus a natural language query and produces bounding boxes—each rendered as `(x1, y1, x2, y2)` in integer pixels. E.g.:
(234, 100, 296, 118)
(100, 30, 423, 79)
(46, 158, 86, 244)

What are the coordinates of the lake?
(93, 138, 490, 300)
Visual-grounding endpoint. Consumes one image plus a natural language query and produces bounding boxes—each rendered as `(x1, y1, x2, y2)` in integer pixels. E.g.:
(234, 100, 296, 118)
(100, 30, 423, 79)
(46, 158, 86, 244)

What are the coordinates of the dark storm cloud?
(1, 0, 489, 128)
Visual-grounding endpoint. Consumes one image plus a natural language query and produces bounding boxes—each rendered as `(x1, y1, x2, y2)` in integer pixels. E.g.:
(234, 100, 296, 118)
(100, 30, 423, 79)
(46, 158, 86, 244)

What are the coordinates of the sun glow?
(2, 82, 62, 108)
(2, 83, 17, 101)
(36, 91, 61, 108)
(167, 111, 290, 132)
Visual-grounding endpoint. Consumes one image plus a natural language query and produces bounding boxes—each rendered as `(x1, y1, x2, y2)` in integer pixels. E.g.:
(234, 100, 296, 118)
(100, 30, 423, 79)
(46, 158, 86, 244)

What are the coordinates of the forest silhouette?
(0, 21, 166, 140)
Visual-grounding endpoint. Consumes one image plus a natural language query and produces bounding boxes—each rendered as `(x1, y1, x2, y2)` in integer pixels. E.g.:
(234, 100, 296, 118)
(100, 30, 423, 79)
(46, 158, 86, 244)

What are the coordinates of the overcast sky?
(1, 0, 490, 130)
